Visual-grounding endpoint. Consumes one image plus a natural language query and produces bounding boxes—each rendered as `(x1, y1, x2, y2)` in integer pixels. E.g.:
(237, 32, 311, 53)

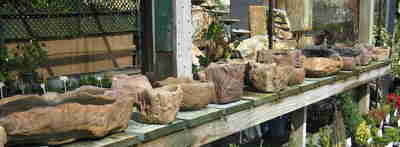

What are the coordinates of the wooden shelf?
(63, 61, 391, 147)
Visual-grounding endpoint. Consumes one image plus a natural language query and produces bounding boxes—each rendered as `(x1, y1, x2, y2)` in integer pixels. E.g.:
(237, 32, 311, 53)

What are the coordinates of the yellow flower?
(355, 121, 371, 145)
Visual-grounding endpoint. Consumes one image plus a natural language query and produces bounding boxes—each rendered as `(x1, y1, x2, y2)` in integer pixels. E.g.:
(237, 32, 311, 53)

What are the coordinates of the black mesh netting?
(0, 0, 138, 42)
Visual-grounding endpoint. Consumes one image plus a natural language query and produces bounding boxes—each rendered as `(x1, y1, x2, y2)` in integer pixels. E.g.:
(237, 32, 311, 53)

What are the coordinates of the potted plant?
(12, 40, 48, 94)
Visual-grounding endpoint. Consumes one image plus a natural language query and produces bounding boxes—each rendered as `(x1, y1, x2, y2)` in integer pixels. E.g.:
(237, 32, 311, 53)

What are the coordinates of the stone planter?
(155, 77, 216, 110)
(137, 85, 183, 124)
(354, 43, 374, 65)
(205, 62, 246, 104)
(289, 68, 305, 86)
(373, 47, 390, 61)
(302, 49, 343, 77)
(332, 48, 361, 71)
(0, 86, 135, 146)
(257, 50, 305, 68)
(249, 63, 291, 93)
(111, 74, 152, 105)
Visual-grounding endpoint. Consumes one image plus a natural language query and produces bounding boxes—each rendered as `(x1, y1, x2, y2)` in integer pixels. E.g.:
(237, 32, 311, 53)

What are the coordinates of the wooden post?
(140, 0, 156, 75)
(249, 5, 267, 37)
(359, 0, 374, 44)
(141, 0, 193, 80)
(270, 0, 312, 31)
(289, 107, 307, 147)
(172, 0, 193, 78)
(354, 84, 370, 114)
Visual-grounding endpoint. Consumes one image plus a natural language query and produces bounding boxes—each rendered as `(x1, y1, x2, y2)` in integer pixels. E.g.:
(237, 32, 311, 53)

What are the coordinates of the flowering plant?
(387, 93, 400, 110)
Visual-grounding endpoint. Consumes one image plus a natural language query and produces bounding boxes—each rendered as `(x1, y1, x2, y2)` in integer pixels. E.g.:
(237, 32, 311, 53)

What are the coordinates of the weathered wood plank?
(136, 64, 390, 147)
(62, 133, 139, 147)
(176, 107, 223, 128)
(209, 100, 253, 115)
(289, 107, 307, 147)
(354, 84, 370, 114)
(128, 116, 186, 142)
(242, 91, 278, 106)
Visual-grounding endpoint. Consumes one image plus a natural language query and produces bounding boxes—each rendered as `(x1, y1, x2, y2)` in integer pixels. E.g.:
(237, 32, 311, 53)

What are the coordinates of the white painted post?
(289, 107, 307, 147)
(172, 0, 193, 78)
(357, 85, 371, 114)
(359, 0, 375, 44)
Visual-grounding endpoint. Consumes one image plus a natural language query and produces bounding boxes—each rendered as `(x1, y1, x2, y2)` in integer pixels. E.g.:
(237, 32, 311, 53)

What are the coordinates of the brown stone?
(249, 63, 291, 93)
(304, 57, 343, 77)
(0, 87, 135, 146)
(111, 74, 152, 105)
(137, 85, 183, 124)
(154, 77, 216, 110)
(354, 43, 373, 65)
(372, 47, 390, 61)
(155, 77, 194, 87)
(342, 57, 357, 71)
(258, 50, 305, 68)
(0, 126, 6, 147)
(289, 68, 305, 85)
(180, 82, 216, 110)
(205, 62, 246, 104)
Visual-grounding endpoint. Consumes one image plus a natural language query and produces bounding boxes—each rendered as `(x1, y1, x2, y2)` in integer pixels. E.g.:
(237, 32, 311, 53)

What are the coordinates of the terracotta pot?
(137, 85, 183, 124)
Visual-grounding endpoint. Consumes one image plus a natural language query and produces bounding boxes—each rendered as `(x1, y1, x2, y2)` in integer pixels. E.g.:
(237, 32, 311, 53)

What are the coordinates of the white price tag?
(59, 76, 69, 81)
(378, 128, 383, 137)
(386, 142, 393, 147)
(367, 138, 373, 144)
(386, 115, 391, 124)
(346, 138, 352, 147)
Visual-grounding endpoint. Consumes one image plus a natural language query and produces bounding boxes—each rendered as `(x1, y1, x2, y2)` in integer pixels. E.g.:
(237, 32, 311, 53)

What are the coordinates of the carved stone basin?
(0, 86, 135, 146)
(301, 49, 343, 77)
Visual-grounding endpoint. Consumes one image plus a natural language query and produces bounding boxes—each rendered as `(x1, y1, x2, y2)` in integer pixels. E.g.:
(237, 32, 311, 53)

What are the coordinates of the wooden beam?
(359, 0, 374, 44)
(172, 0, 193, 78)
(64, 62, 390, 147)
(354, 84, 370, 114)
(271, 0, 312, 31)
(140, 0, 156, 75)
(248, 5, 267, 37)
(289, 107, 307, 147)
